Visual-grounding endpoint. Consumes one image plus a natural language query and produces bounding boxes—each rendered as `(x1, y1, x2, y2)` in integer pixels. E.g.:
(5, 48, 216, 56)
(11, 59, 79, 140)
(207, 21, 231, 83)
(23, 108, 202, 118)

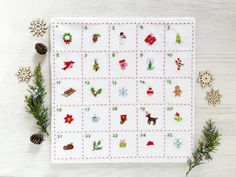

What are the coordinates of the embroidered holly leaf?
(90, 87, 95, 94)
(97, 140, 101, 145)
(96, 147, 102, 150)
(176, 33, 181, 44)
(93, 141, 96, 150)
(97, 88, 102, 94)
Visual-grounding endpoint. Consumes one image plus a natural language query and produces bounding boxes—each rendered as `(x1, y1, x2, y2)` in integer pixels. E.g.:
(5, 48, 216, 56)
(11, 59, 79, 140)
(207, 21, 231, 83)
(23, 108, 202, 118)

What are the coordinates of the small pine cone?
(35, 43, 47, 55)
(30, 134, 44, 144)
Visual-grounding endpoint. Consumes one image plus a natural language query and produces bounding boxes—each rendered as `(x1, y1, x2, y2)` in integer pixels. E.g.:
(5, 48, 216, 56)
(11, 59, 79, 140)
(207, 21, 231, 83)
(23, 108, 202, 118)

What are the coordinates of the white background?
(0, 0, 235, 177)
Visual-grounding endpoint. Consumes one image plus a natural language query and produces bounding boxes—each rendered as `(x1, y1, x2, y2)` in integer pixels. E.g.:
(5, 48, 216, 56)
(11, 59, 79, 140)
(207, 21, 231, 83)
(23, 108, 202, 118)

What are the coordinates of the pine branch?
(186, 119, 221, 176)
(24, 63, 49, 135)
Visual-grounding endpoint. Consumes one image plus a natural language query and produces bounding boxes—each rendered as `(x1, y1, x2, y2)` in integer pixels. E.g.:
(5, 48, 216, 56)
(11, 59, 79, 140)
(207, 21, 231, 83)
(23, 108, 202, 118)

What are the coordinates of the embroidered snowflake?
(119, 87, 128, 97)
(173, 138, 183, 149)
(16, 67, 33, 82)
(197, 70, 214, 88)
(29, 19, 47, 37)
(205, 88, 222, 106)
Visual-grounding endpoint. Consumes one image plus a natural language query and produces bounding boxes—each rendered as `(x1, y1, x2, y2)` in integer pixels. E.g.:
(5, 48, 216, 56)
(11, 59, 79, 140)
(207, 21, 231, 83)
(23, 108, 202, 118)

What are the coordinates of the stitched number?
(113, 133, 118, 138)
(140, 133, 146, 137)
(140, 107, 145, 111)
(112, 107, 118, 111)
(57, 134, 62, 139)
(56, 81, 61, 85)
(140, 53, 143, 58)
(167, 80, 172, 85)
(112, 53, 115, 58)
(112, 26, 115, 30)
(56, 53, 59, 57)
(85, 81, 90, 85)
(167, 53, 173, 57)
(167, 133, 173, 137)
(85, 53, 87, 58)
(140, 80, 145, 84)
(85, 134, 91, 138)
(56, 108, 62, 112)
(85, 107, 90, 112)
(167, 107, 173, 111)
(112, 80, 117, 85)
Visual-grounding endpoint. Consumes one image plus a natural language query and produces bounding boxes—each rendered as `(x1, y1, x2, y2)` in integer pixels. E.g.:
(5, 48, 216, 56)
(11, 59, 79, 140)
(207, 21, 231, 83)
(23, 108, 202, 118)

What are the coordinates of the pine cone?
(35, 43, 47, 55)
(30, 134, 44, 144)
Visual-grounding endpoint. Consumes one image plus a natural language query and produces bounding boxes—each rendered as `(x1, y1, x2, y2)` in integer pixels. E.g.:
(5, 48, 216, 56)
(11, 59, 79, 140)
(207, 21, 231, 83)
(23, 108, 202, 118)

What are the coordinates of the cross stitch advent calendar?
(50, 18, 195, 163)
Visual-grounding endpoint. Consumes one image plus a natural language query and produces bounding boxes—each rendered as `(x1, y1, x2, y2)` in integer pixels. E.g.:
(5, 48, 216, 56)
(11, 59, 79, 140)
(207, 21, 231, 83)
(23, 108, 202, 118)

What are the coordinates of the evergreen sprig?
(24, 63, 49, 135)
(186, 119, 221, 176)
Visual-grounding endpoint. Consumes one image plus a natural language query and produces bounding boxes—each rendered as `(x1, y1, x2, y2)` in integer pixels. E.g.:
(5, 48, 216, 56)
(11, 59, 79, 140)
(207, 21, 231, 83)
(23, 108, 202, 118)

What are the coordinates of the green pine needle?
(186, 119, 221, 176)
(24, 63, 49, 135)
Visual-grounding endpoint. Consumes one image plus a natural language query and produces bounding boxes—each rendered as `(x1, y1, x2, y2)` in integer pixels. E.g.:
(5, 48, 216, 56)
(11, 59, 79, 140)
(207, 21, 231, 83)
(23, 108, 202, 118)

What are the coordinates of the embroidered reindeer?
(145, 112, 158, 125)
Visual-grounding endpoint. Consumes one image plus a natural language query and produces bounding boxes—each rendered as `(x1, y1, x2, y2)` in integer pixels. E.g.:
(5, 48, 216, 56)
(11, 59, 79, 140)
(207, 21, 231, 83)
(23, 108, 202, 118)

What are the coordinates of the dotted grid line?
(53, 155, 189, 161)
(108, 24, 112, 158)
(163, 24, 167, 158)
(190, 24, 195, 152)
(57, 22, 194, 25)
(52, 49, 193, 53)
(81, 23, 85, 159)
(135, 23, 139, 157)
(52, 23, 57, 160)
(55, 76, 193, 80)
(54, 103, 192, 107)
(56, 129, 192, 133)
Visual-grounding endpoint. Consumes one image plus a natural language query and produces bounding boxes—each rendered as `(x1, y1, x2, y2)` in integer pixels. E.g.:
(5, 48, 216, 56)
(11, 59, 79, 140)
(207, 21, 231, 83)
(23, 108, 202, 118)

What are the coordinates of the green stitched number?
(57, 135, 62, 139)
(112, 53, 115, 58)
(85, 134, 91, 138)
(112, 107, 118, 111)
(140, 80, 145, 84)
(167, 133, 173, 137)
(112, 80, 117, 85)
(167, 107, 173, 111)
(56, 108, 62, 112)
(140, 107, 145, 111)
(140, 133, 146, 137)
(85, 81, 90, 85)
(85, 107, 90, 112)
(140, 53, 143, 58)
(56, 81, 61, 85)
(113, 133, 118, 138)
(112, 26, 115, 30)
(56, 53, 59, 57)
(167, 80, 172, 84)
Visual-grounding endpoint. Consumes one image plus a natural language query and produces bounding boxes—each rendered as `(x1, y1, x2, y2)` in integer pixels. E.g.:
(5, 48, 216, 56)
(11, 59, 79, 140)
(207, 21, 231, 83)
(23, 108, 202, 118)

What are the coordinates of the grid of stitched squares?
(52, 21, 194, 160)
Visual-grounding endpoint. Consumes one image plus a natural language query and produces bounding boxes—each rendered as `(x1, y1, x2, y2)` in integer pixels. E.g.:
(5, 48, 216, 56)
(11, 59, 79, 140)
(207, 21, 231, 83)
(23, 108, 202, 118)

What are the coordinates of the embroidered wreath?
(63, 33, 72, 44)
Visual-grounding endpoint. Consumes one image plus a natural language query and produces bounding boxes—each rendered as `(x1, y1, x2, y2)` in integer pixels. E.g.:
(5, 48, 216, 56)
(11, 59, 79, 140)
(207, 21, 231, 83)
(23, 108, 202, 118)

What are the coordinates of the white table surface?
(0, 0, 235, 177)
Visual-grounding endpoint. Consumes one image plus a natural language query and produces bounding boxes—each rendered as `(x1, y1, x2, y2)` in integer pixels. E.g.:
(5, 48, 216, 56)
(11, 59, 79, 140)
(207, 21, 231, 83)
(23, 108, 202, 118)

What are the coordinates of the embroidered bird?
(62, 61, 75, 70)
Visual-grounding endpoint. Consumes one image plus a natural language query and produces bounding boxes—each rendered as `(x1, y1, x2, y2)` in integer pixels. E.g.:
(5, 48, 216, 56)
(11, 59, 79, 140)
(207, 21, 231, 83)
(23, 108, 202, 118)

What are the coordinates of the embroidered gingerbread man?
(173, 85, 182, 97)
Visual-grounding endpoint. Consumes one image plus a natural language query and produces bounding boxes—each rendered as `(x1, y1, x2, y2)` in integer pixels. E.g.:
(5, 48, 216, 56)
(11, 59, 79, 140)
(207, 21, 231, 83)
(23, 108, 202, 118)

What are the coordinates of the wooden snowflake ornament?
(29, 19, 47, 37)
(16, 67, 33, 82)
(205, 88, 222, 106)
(197, 70, 214, 88)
